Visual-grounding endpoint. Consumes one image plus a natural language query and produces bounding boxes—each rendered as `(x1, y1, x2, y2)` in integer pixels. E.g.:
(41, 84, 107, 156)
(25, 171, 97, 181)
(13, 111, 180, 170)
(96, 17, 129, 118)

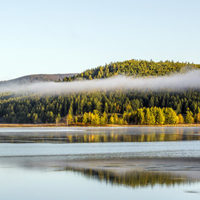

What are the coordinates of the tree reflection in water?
(0, 128, 200, 143)
(64, 167, 197, 188)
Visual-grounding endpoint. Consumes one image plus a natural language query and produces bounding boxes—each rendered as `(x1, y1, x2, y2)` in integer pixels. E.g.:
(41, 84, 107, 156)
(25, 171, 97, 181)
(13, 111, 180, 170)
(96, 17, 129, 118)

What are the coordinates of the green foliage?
(46, 111, 54, 123)
(82, 112, 88, 124)
(100, 116, 106, 125)
(113, 113, 118, 124)
(109, 116, 114, 124)
(1, 58, 200, 124)
(164, 108, 178, 124)
(118, 118, 124, 125)
(185, 110, 194, 124)
(102, 111, 108, 123)
(55, 114, 61, 124)
(156, 108, 165, 125)
(91, 112, 100, 125)
(122, 107, 180, 125)
(178, 114, 184, 124)
(144, 108, 155, 125)
(63, 59, 200, 82)
(74, 116, 78, 123)
(66, 113, 73, 125)
(194, 113, 200, 123)
(32, 113, 39, 124)
(0, 89, 200, 124)
(137, 109, 145, 125)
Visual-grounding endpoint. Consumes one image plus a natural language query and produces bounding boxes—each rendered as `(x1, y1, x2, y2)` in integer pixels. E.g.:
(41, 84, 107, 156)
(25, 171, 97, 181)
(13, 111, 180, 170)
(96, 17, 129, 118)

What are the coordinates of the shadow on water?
(0, 127, 200, 143)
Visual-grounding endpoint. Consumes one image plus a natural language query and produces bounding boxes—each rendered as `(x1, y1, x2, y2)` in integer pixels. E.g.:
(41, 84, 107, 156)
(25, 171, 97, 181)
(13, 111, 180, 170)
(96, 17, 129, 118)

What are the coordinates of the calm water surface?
(0, 127, 200, 200)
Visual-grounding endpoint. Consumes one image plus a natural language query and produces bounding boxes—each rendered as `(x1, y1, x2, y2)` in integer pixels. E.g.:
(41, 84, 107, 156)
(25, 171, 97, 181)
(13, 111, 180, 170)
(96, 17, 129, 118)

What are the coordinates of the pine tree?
(32, 113, 39, 124)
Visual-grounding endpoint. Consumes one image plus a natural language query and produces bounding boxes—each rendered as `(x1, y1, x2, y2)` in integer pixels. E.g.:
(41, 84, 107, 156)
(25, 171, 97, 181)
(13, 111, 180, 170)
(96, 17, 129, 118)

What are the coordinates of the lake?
(0, 127, 200, 200)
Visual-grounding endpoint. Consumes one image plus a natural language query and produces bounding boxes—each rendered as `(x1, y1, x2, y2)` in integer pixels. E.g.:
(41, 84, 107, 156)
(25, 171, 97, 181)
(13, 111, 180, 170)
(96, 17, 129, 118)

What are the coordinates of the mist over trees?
(0, 59, 200, 125)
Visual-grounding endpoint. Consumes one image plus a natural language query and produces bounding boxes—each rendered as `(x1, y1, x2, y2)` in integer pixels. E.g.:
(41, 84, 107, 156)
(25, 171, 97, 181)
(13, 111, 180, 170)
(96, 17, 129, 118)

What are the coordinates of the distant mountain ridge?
(0, 73, 77, 86)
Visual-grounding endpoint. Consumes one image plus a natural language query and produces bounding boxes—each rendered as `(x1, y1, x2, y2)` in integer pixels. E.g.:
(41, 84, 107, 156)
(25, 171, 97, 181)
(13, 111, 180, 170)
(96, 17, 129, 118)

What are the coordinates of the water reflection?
(0, 127, 200, 143)
(64, 167, 196, 188)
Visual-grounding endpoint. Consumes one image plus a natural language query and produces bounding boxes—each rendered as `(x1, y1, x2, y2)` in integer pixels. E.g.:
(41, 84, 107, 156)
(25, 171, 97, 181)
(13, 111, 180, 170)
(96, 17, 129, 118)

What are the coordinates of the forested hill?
(0, 73, 77, 86)
(63, 59, 200, 82)
(0, 59, 200, 124)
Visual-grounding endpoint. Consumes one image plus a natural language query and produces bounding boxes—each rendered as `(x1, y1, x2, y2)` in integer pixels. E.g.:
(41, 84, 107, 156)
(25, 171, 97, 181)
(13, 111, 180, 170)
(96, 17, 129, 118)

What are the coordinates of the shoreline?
(0, 123, 200, 128)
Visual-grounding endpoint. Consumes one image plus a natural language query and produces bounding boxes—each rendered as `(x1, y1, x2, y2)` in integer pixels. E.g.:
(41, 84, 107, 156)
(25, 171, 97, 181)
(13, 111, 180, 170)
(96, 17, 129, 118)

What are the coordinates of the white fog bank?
(0, 70, 200, 95)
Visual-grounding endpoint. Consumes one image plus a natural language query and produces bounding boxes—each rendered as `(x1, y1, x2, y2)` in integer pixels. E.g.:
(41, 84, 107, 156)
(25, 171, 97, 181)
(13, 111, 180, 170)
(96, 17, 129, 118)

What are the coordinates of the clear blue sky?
(0, 0, 200, 81)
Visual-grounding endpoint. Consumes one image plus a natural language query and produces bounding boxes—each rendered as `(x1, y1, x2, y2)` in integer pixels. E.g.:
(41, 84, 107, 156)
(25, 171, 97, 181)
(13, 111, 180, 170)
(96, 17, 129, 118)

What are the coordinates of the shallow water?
(0, 127, 200, 200)
(0, 127, 200, 143)
(0, 141, 200, 158)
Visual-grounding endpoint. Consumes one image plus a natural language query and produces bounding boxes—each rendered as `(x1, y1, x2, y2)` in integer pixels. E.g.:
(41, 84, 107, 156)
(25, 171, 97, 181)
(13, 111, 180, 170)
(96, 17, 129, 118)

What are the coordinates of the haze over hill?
(1, 59, 200, 94)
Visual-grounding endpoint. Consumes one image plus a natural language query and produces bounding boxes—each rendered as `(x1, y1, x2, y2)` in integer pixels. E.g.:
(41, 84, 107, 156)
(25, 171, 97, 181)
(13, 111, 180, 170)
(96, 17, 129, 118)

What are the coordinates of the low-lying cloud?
(0, 70, 200, 95)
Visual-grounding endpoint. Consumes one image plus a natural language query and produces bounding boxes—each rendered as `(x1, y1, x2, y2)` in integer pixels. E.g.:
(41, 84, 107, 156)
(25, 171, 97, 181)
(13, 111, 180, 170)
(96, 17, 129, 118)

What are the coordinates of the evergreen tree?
(32, 113, 39, 123)
(46, 111, 54, 123)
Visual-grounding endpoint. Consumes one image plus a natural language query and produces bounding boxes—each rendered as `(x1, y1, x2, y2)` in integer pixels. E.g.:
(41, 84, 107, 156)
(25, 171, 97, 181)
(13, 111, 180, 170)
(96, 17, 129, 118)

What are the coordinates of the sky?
(0, 0, 200, 81)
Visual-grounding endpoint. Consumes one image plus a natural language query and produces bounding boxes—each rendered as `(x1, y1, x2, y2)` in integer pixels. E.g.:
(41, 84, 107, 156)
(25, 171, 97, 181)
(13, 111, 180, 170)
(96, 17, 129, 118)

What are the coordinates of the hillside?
(0, 59, 200, 124)
(0, 73, 77, 86)
(63, 59, 200, 82)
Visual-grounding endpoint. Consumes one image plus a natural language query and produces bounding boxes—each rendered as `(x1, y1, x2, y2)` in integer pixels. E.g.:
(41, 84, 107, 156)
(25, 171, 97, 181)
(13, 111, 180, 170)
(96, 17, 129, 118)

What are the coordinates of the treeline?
(0, 90, 200, 123)
(67, 107, 200, 125)
(63, 59, 200, 81)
